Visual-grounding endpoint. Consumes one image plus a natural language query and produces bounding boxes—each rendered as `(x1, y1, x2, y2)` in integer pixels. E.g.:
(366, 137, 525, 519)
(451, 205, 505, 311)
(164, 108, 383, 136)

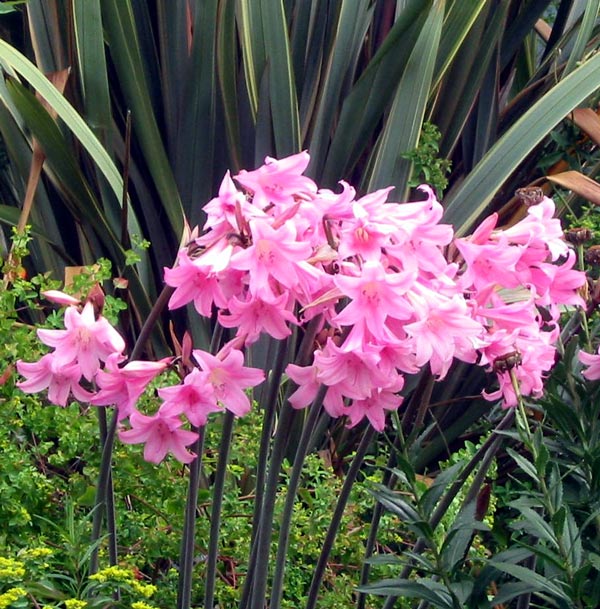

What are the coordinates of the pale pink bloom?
(17, 353, 94, 407)
(314, 339, 388, 401)
(333, 261, 414, 347)
(158, 368, 222, 426)
(502, 197, 568, 260)
(192, 348, 264, 416)
(119, 408, 198, 464)
(164, 249, 228, 315)
(41, 290, 81, 306)
(229, 218, 312, 299)
(37, 303, 125, 381)
(545, 250, 586, 308)
(346, 380, 404, 431)
(286, 362, 320, 409)
(404, 291, 483, 378)
(203, 170, 249, 232)
(234, 151, 317, 209)
(579, 349, 600, 381)
(218, 292, 298, 344)
(91, 354, 168, 420)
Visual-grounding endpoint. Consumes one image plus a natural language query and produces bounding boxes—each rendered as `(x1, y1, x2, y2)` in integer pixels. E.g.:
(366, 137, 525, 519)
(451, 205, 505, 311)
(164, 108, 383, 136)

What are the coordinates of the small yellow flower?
(131, 581, 157, 598)
(21, 547, 53, 560)
(0, 587, 27, 609)
(88, 565, 131, 583)
(131, 602, 159, 609)
(0, 557, 26, 580)
(64, 599, 87, 609)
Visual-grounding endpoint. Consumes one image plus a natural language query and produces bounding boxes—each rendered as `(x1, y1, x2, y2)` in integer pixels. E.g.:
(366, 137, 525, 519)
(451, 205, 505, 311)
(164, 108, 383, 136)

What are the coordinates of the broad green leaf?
(506, 447, 540, 484)
(443, 50, 600, 235)
(490, 561, 568, 600)
(358, 578, 453, 608)
(366, 0, 445, 196)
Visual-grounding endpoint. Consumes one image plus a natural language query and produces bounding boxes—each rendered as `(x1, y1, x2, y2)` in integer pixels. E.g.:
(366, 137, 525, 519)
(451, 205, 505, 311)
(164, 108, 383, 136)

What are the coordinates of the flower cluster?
(16, 151, 586, 463)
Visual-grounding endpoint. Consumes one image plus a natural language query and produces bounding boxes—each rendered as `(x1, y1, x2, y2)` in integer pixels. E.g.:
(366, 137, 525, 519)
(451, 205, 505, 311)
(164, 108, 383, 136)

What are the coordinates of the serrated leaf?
(489, 561, 568, 599)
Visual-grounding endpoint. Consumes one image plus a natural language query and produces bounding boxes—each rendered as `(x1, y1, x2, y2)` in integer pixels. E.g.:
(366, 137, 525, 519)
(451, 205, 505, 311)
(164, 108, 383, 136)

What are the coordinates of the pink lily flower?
(17, 353, 94, 407)
(119, 408, 199, 464)
(36, 302, 126, 381)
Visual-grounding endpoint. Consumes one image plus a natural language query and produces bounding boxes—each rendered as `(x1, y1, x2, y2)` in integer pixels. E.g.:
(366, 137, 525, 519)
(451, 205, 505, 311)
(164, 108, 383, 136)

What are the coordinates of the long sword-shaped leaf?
(563, 0, 600, 76)
(432, 0, 488, 91)
(72, 0, 111, 134)
(100, 0, 184, 237)
(305, 0, 371, 175)
(260, 0, 300, 156)
(443, 50, 600, 235)
(0, 40, 128, 217)
(321, 0, 433, 186)
(175, 0, 218, 214)
(366, 0, 445, 196)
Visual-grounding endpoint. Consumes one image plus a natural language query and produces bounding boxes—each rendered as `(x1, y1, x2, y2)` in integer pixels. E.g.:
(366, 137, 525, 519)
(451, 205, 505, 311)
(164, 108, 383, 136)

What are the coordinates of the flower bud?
(515, 186, 545, 206)
(565, 227, 593, 245)
(585, 245, 600, 266)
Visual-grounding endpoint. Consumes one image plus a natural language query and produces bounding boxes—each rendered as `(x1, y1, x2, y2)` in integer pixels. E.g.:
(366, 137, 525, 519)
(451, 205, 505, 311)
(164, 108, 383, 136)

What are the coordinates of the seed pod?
(565, 227, 593, 245)
(515, 186, 545, 206)
(493, 351, 522, 373)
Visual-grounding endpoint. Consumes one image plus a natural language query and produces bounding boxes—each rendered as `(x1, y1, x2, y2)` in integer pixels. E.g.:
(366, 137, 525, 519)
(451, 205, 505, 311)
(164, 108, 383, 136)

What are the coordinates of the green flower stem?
(270, 388, 329, 609)
(577, 243, 592, 352)
(177, 428, 206, 609)
(304, 424, 377, 609)
(203, 410, 235, 609)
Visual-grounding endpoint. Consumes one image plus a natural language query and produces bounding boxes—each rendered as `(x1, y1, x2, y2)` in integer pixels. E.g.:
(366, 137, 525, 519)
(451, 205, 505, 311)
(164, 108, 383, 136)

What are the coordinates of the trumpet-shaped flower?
(36, 302, 125, 381)
(17, 353, 94, 407)
(192, 348, 264, 416)
(119, 408, 198, 464)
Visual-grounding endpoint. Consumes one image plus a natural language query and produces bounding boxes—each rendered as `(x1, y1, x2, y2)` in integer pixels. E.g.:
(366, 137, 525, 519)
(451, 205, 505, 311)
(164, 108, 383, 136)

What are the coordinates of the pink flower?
(192, 348, 264, 416)
(164, 248, 229, 315)
(158, 368, 222, 426)
(37, 303, 125, 381)
(119, 408, 198, 464)
(218, 292, 298, 344)
(234, 151, 317, 208)
(579, 349, 600, 381)
(345, 382, 404, 431)
(333, 261, 414, 347)
(17, 353, 94, 406)
(91, 354, 168, 420)
(230, 218, 312, 299)
(41, 290, 81, 306)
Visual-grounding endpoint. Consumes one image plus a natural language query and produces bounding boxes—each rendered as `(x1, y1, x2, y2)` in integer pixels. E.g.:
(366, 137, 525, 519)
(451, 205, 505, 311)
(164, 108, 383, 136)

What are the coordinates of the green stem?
(177, 428, 206, 609)
(203, 411, 235, 609)
(304, 425, 377, 609)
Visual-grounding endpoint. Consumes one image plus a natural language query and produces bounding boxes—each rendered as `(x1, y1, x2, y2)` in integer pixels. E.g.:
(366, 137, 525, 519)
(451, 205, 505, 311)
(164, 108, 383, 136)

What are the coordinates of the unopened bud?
(565, 227, 593, 245)
(515, 186, 544, 206)
(585, 245, 600, 266)
(493, 351, 522, 373)
(85, 284, 105, 318)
